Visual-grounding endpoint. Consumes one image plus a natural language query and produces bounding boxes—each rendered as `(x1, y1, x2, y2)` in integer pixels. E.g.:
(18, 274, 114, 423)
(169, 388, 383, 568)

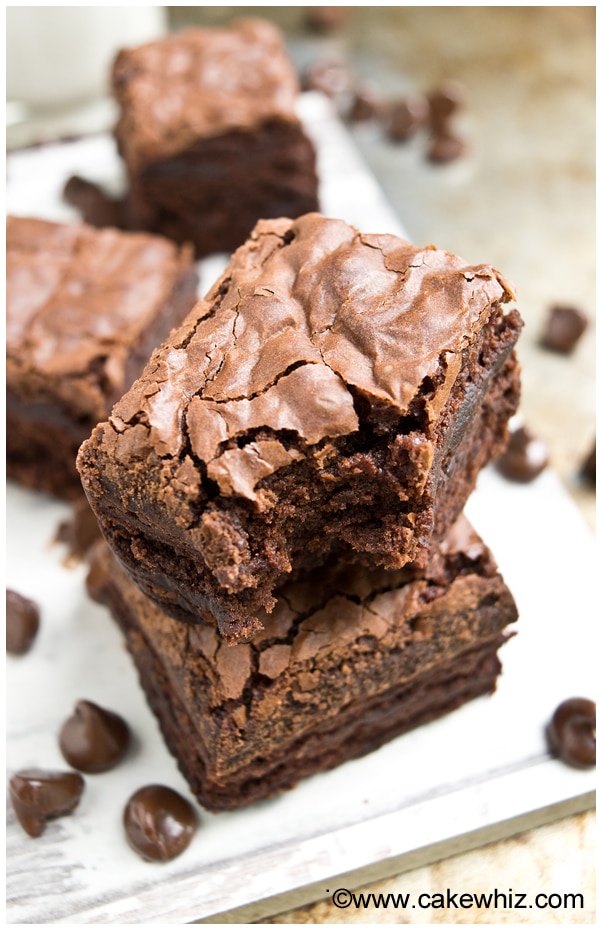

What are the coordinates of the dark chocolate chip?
(9, 769, 85, 837)
(540, 305, 589, 354)
(496, 426, 549, 482)
(63, 175, 126, 229)
(56, 498, 102, 561)
(546, 698, 596, 769)
(59, 700, 130, 773)
(305, 6, 349, 33)
(6, 589, 40, 655)
(427, 130, 468, 163)
(385, 96, 429, 142)
(348, 86, 380, 123)
(427, 79, 466, 130)
(123, 785, 197, 862)
(580, 441, 596, 486)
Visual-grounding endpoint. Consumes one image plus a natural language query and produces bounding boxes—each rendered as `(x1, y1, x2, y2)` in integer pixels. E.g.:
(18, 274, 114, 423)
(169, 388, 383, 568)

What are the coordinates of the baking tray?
(6, 93, 596, 925)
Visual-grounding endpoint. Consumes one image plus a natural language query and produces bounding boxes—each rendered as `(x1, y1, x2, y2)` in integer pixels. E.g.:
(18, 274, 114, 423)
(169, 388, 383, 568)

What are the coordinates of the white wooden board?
(6, 94, 596, 925)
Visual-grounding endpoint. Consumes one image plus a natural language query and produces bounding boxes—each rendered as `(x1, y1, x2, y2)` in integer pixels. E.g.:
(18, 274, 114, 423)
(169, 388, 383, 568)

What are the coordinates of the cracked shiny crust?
(78, 214, 522, 639)
(88, 515, 518, 809)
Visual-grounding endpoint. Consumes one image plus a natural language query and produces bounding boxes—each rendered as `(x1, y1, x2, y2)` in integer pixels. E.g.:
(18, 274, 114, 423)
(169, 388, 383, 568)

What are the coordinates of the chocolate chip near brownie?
(496, 425, 549, 483)
(87, 515, 518, 811)
(9, 769, 85, 837)
(77, 213, 522, 642)
(540, 304, 589, 354)
(6, 590, 40, 655)
(59, 700, 130, 773)
(112, 19, 319, 257)
(6, 215, 198, 499)
(546, 698, 596, 769)
(123, 785, 197, 862)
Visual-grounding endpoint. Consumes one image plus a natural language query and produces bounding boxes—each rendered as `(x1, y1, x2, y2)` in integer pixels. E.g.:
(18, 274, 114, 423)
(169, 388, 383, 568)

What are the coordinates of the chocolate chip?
(63, 175, 126, 229)
(427, 79, 466, 130)
(385, 96, 429, 142)
(6, 589, 40, 655)
(580, 441, 596, 486)
(305, 6, 349, 33)
(59, 700, 130, 773)
(348, 86, 380, 123)
(56, 497, 102, 561)
(546, 698, 596, 769)
(540, 305, 589, 354)
(9, 769, 85, 837)
(123, 785, 197, 862)
(496, 426, 549, 482)
(427, 130, 468, 163)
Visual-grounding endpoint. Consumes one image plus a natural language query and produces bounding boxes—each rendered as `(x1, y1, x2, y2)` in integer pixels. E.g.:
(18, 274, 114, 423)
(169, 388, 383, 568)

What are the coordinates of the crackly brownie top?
(105, 213, 516, 507)
(7, 215, 193, 413)
(112, 19, 303, 169)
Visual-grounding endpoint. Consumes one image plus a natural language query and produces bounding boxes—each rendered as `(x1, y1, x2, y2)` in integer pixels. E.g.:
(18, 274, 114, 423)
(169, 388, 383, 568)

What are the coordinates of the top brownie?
(7, 215, 198, 498)
(113, 19, 306, 171)
(78, 213, 522, 641)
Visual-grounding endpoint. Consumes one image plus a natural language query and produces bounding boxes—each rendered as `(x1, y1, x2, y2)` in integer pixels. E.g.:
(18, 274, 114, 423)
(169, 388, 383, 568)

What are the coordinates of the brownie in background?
(112, 19, 319, 257)
(7, 216, 198, 499)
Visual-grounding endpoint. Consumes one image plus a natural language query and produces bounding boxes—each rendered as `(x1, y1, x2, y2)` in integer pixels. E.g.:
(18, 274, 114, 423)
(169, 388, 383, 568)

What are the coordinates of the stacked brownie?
(6, 216, 198, 499)
(79, 213, 522, 809)
(112, 19, 319, 257)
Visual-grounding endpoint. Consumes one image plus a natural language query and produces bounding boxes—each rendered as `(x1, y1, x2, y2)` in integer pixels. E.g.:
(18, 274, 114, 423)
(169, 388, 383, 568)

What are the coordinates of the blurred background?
(7, 7, 595, 534)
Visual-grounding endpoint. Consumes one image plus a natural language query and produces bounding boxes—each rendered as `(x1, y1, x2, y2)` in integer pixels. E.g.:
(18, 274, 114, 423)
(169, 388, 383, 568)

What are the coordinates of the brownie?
(7, 216, 198, 499)
(112, 19, 319, 257)
(87, 515, 518, 811)
(78, 214, 522, 641)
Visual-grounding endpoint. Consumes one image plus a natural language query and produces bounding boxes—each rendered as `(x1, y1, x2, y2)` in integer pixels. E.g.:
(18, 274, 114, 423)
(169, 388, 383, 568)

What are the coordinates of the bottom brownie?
(88, 516, 518, 811)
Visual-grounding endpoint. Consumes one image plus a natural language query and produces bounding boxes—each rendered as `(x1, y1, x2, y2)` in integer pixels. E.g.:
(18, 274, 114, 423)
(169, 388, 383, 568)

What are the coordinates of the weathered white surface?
(6, 95, 595, 924)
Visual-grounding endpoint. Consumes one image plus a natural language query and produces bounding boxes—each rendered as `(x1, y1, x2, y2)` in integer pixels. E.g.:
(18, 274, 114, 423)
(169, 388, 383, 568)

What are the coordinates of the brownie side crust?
(79, 214, 522, 639)
(88, 516, 518, 811)
(112, 20, 319, 256)
(7, 216, 198, 499)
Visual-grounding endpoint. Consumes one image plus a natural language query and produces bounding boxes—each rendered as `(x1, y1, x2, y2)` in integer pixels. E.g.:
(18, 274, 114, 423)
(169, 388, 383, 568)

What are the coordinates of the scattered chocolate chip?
(9, 769, 85, 837)
(63, 175, 126, 229)
(540, 305, 589, 354)
(496, 426, 549, 482)
(427, 130, 468, 163)
(385, 96, 429, 142)
(580, 441, 596, 486)
(6, 589, 40, 655)
(427, 79, 466, 131)
(305, 6, 349, 33)
(56, 497, 102, 562)
(59, 700, 130, 773)
(302, 60, 351, 97)
(546, 698, 596, 769)
(123, 785, 197, 862)
(348, 86, 381, 123)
